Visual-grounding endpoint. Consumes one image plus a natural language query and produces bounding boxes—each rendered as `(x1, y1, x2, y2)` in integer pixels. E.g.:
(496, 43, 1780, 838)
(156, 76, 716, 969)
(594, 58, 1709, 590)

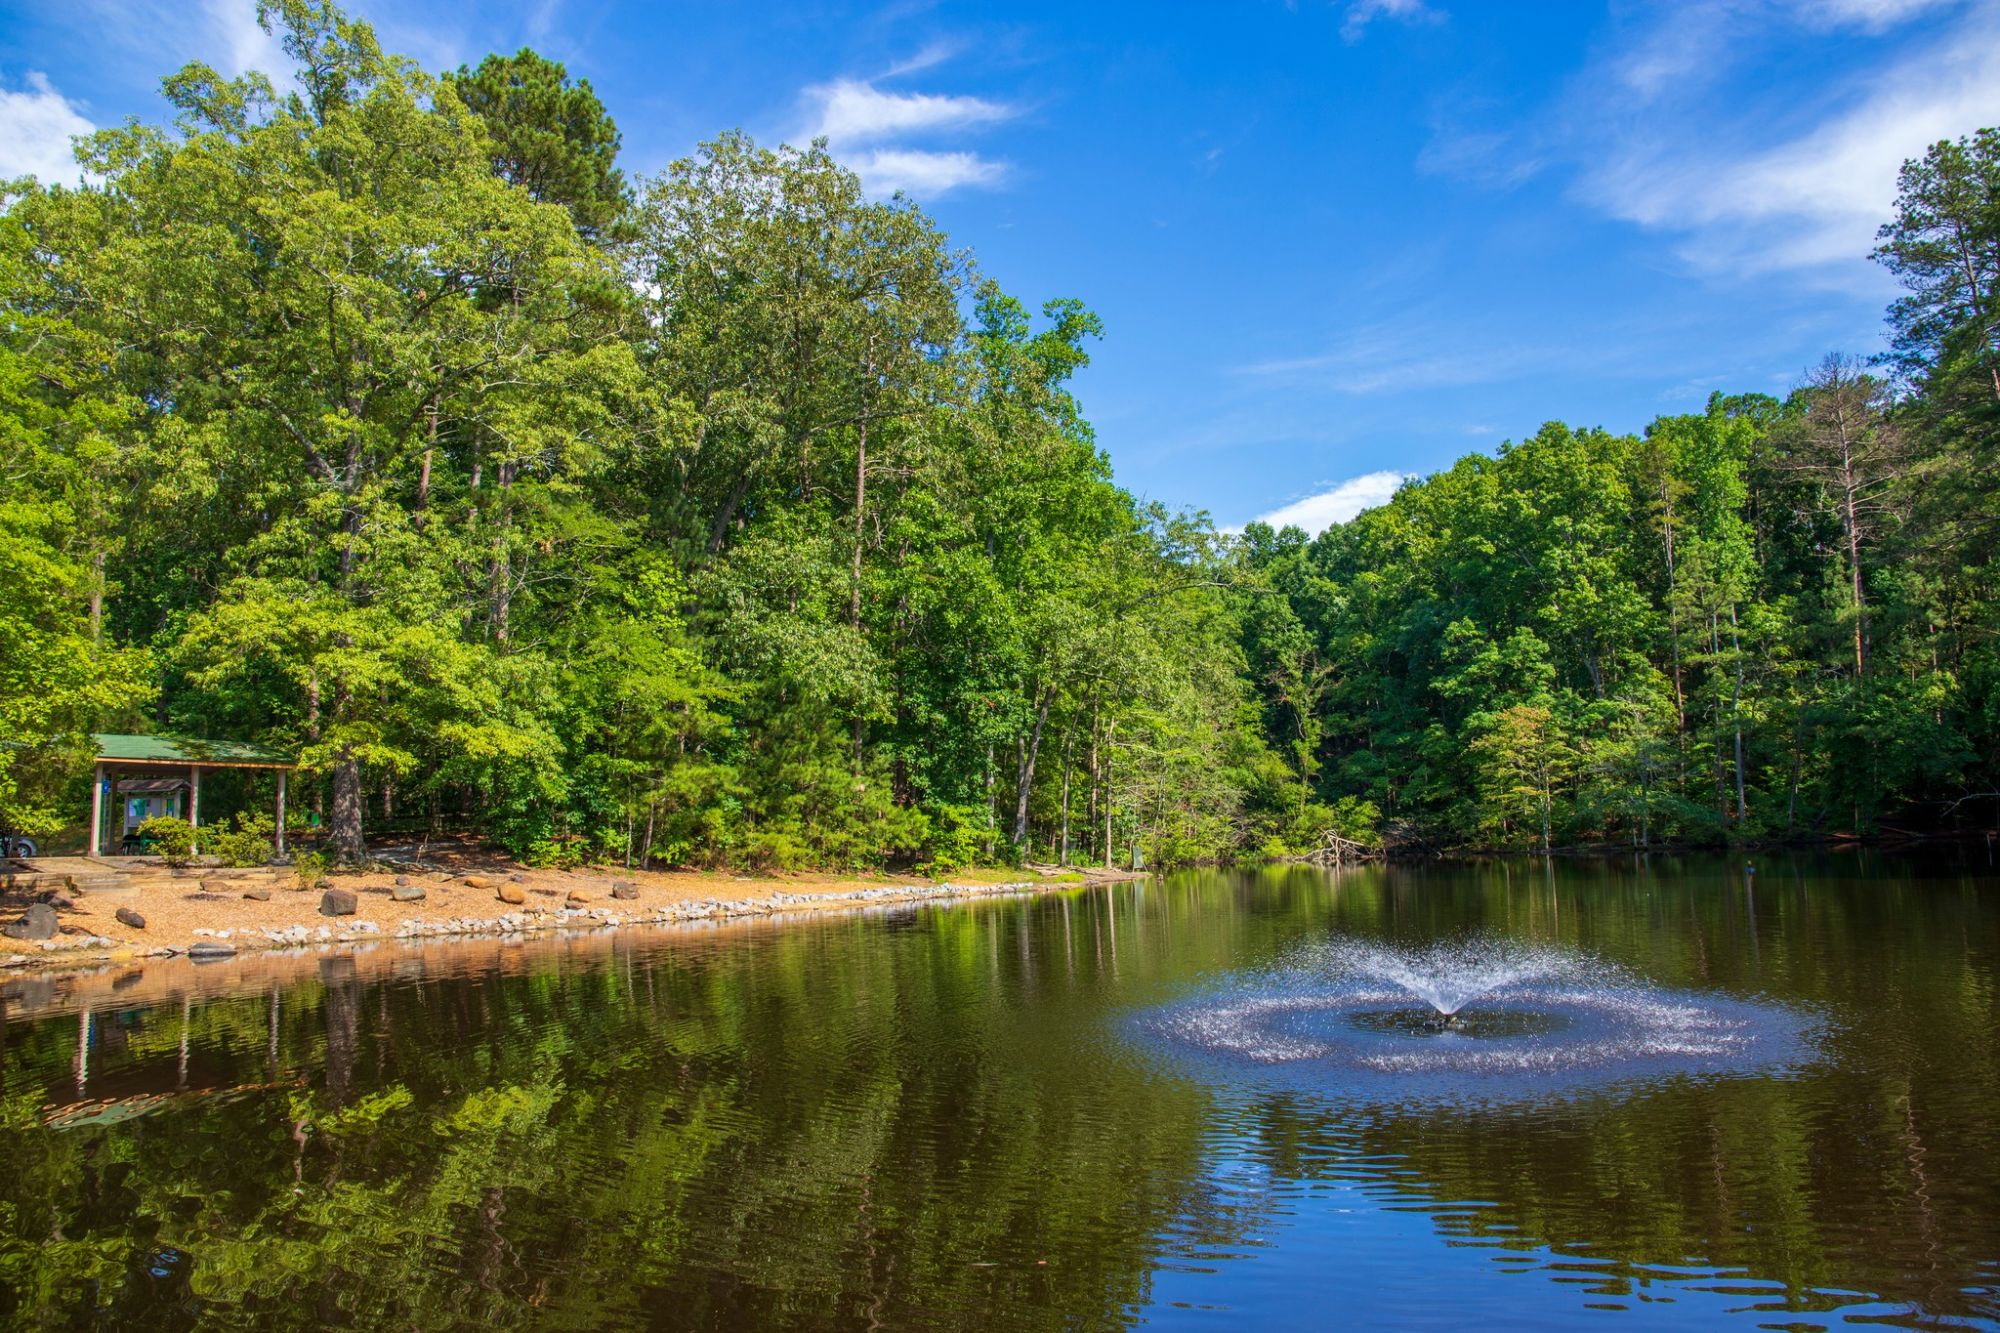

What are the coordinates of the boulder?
(565, 889, 591, 906)
(46, 893, 77, 911)
(393, 874, 411, 888)
(507, 872, 527, 883)
(611, 882, 639, 901)
(460, 875, 495, 890)
(319, 888, 357, 917)
(189, 941, 237, 961)
(241, 885, 272, 902)
(391, 882, 427, 903)
(115, 907, 147, 930)
(495, 883, 526, 905)
(2, 904, 59, 941)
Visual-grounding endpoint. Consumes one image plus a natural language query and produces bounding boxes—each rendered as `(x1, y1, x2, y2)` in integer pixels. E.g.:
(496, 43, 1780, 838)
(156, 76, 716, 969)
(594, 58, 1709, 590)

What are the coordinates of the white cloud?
(1584, 6, 2000, 272)
(1610, 0, 1953, 98)
(1341, 0, 1442, 43)
(1423, 0, 1994, 280)
(1796, 0, 1955, 33)
(200, 0, 286, 78)
(847, 147, 1006, 195)
(881, 42, 966, 81)
(1253, 471, 1411, 534)
(797, 69, 1016, 198)
(0, 72, 94, 184)
(806, 79, 1014, 144)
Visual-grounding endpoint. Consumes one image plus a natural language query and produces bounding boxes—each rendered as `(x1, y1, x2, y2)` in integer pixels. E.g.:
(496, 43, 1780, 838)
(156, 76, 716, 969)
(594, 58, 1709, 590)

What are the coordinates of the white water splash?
(1137, 935, 1817, 1105)
(1323, 937, 1584, 1016)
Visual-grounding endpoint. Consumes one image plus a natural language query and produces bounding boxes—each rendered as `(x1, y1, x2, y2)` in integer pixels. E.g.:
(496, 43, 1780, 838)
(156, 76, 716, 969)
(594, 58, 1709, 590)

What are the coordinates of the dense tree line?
(0, 2, 1302, 870)
(2, 3, 1996, 864)
(1241, 131, 2000, 849)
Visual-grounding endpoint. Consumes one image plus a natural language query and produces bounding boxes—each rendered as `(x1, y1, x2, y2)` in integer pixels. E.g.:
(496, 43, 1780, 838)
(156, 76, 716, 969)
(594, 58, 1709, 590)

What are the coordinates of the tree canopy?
(1, 3, 1996, 861)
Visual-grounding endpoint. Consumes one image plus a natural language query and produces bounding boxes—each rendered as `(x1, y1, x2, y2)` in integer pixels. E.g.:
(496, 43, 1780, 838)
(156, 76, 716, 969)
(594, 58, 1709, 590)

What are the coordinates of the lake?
(2, 855, 1996, 1329)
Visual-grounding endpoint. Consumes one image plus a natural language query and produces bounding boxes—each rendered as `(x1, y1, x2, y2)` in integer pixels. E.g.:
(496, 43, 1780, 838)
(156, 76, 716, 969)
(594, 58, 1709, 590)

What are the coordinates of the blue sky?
(5, 0, 1998, 532)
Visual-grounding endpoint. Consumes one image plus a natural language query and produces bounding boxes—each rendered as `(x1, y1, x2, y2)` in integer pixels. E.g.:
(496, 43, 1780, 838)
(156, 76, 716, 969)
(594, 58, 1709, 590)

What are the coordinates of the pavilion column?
(89, 764, 104, 859)
(276, 771, 288, 857)
(190, 764, 201, 855)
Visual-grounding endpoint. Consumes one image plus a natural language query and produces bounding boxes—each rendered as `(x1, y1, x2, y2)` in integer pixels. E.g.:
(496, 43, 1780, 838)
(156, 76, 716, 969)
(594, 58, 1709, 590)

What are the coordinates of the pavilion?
(88, 734, 298, 859)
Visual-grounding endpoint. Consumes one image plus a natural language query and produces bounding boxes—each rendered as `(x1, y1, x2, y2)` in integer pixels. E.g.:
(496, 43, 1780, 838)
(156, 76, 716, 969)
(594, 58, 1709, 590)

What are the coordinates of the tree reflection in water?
(0, 855, 1993, 1329)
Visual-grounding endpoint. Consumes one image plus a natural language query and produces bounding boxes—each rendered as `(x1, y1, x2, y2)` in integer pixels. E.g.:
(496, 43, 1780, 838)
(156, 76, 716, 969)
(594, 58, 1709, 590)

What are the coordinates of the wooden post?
(190, 764, 201, 855)
(276, 771, 288, 856)
(89, 763, 104, 858)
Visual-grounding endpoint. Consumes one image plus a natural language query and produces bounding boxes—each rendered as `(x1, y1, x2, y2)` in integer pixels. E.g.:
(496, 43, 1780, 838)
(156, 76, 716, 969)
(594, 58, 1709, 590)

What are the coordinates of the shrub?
(524, 835, 588, 870)
(137, 815, 196, 868)
(918, 804, 986, 877)
(207, 811, 277, 867)
(292, 850, 330, 892)
(1328, 796, 1383, 847)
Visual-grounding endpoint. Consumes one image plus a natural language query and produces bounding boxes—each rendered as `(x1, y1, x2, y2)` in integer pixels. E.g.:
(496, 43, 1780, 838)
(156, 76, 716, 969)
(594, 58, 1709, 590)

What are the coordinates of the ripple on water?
(1133, 936, 1820, 1106)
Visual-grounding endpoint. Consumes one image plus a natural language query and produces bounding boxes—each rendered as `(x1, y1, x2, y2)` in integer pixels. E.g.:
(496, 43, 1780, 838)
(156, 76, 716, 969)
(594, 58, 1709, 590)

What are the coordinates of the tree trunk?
(330, 749, 365, 865)
(1058, 728, 1073, 866)
(1102, 719, 1115, 867)
(490, 460, 515, 645)
(89, 550, 105, 645)
(1013, 689, 1054, 849)
(1844, 480, 1867, 678)
(1660, 480, 1685, 728)
(1729, 603, 1748, 822)
(707, 468, 755, 555)
(1086, 715, 1100, 857)
(983, 745, 996, 860)
(415, 395, 436, 526)
(306, 673, 324, 825)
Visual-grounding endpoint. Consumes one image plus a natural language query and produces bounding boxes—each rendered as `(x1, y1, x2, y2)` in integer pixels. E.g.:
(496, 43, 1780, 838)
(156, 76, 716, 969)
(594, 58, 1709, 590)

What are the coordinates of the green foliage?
(1261, 365, 1995, 848)
(136, 815, 195, 867)
(207, 811, 277, 867)
(919, 805, 987, 876)
(448, 47, 628, 237)
(2, 0, 1994, 870)
(293, 850, 331, 892)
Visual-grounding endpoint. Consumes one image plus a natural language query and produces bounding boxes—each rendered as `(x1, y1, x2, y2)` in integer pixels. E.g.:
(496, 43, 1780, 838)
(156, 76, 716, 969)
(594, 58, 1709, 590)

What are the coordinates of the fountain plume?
(1326, 938, 1579, 1017)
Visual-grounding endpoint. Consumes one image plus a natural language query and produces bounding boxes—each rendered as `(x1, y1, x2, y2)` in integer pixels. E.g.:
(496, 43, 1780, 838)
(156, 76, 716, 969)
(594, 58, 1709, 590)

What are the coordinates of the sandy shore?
(1, 850, 1140, 977)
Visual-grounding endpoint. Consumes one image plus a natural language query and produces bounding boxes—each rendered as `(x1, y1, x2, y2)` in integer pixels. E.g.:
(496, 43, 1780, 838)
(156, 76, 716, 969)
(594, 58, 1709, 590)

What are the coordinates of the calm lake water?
(2, 856, 1997, 1330)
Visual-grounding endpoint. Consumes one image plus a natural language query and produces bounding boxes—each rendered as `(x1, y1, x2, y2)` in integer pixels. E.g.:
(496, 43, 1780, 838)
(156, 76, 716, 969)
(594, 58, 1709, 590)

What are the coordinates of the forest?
(2, 0, 1997, 865)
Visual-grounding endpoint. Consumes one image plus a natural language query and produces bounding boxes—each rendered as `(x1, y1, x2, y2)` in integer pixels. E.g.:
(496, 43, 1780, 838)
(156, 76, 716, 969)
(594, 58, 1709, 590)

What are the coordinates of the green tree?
(449, 48, 629, 237)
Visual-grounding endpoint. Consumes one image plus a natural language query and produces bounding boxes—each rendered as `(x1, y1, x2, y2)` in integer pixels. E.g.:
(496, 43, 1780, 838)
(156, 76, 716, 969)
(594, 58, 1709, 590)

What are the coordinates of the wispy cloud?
(1422, 0, 1994, 281)
(842, 147, 1005, 194)
(1252, 471, 1411, 534)
(805, 78, 1013, 144)
(880, 41, 964, 81)
(1340, 0, 1442, 43)
(797, 62, 1018, 198)
(1241, 315, 1563, 394)
(0, 72, 94, 184)
(1587, 8, 2000, 273)
(1797, 0, 1957, 33)
(199, 0, 286, 79)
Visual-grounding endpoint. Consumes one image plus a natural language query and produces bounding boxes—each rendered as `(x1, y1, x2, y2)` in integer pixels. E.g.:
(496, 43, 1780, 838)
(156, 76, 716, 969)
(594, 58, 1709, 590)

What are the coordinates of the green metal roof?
(92, 733, 296, 767)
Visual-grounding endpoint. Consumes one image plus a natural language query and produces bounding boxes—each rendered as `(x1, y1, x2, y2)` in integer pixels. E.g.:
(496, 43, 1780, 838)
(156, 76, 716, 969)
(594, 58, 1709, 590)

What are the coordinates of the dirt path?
(1, 848, 1144, 979)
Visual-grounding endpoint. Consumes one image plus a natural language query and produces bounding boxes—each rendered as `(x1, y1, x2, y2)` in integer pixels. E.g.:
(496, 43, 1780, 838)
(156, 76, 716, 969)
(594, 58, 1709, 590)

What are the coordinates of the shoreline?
(0, 856, 1147, 985)
(1301, 829, 2000, 864)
